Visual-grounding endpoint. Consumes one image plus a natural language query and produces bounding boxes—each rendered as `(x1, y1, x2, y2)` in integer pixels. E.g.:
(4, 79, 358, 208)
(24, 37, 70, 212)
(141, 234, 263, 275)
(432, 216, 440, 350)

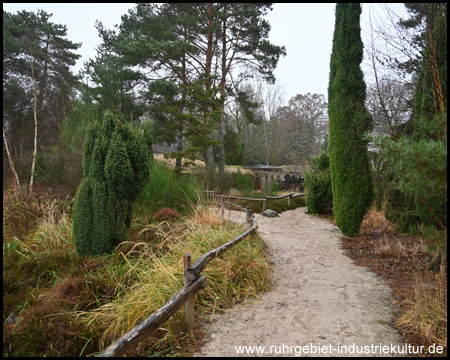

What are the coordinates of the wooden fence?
(206, 190, 306, 211)
(98, 190, 305, 357)
(98, 207, 257, 357)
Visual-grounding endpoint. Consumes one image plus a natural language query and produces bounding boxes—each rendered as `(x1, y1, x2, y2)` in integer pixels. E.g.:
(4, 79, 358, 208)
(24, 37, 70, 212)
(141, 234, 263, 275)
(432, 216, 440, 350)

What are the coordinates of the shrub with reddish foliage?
(155, 207, 179, 222)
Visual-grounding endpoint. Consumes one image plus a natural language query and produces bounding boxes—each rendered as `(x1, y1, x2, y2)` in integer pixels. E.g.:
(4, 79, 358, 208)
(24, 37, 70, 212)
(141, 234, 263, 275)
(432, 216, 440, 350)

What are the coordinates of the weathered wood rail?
(98, 276, 207, 357)
(207, 190, 306, 211)
(185, 220, 257, 281)
(98, 207, 257, 357)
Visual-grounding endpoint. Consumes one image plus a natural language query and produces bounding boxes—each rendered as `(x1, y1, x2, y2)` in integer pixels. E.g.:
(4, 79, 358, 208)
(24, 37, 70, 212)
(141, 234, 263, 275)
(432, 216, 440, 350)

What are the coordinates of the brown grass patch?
(340, 212, 447, 356)
(360, 205, 397, 236)
(397, 280, 447, 348)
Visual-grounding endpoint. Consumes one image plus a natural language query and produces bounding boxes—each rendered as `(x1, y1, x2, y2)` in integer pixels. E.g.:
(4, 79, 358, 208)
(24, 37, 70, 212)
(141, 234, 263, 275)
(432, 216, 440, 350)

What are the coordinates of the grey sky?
(265, 3, 335, 101)
(3, 3, 133, 69)
(3, 3, 397, 103)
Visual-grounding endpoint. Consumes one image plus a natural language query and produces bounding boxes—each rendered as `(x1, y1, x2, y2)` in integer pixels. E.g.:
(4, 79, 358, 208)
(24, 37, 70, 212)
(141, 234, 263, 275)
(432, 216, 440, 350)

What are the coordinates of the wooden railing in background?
(206, 190, 306, 211)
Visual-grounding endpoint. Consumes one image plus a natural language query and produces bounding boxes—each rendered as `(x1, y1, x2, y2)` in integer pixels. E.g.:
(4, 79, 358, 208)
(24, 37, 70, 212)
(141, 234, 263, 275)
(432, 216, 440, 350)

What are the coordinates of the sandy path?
(196, 207, 403, 357)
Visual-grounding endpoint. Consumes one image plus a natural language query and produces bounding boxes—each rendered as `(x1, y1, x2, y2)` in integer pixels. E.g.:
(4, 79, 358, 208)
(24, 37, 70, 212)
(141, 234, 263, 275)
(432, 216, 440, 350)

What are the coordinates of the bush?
(374, 113, 447, 232)
(234, 171, 255, 196)
(304, 151, 333, 214)
(155, 207, 180, 222)
(73, 112, 149, 256)
(305, 170, 333, 214)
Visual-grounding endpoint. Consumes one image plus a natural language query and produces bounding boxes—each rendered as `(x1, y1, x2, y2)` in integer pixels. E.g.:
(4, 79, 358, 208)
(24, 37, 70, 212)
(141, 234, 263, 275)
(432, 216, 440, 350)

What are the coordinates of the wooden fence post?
(220, 197, 225, 218)
(183, 255, 195, 332)
(246, 207, 252, 230)
(288, 194, 292, 207)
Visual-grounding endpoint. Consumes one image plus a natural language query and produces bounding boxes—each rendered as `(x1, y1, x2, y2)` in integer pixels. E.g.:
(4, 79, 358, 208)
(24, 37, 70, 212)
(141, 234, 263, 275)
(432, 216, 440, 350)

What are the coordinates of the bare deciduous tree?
(273, 93, 328, 165)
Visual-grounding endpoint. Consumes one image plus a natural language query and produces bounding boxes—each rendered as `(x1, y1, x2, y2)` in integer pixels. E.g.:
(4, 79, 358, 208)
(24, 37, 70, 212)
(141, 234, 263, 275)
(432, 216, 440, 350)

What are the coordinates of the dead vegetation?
(340, 206, 447, 356)
(3, 186, 270, 357)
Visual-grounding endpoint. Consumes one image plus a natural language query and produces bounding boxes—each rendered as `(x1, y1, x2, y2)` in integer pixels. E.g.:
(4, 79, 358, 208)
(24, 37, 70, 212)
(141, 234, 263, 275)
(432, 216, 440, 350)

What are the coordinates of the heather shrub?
(155, 207, 180, 222)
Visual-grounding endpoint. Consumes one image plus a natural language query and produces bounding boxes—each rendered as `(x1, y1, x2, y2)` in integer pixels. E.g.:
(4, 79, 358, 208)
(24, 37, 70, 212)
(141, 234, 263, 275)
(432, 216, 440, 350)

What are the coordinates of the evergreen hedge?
(73, 112, 149, 256)
(305, 151, 333, 215)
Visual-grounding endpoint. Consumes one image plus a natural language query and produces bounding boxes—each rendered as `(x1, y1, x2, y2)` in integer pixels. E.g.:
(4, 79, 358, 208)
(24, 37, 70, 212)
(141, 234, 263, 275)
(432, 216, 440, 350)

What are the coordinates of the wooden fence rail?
(98, 276, 207, 357)
(208, 190, 305, 210)
(98, 208, 256, 357)
(185, 217, 257, 282)
(222, 200, 247, 212)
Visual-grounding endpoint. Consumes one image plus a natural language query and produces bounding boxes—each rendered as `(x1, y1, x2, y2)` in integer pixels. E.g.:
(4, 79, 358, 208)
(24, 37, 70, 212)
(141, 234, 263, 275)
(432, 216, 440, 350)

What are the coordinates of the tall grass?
(3, 192, 102, 357)
(234, 172, 256, 197)
(397, 281, 447, 348)
(137, 161, 198, 214)
(3, 189, 44, 241)
(77, 198, 270, 354)
(4, 183, 270, 356)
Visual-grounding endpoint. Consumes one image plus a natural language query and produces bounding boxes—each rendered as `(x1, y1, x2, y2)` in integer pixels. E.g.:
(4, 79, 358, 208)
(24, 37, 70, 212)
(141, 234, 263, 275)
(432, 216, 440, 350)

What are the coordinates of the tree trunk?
(176, 130, 183, 169)
(205, 145, 215, 173)
(205, 3, 215, 173)
(176, 100, 185, 170)
(218, 12, 227, 174)
(176, 41, 188, 171)
(3, 127, 21, 193)
(29, 56, 38, 196)
(218, 112, 225, 173)
(425, 4, 446, 114)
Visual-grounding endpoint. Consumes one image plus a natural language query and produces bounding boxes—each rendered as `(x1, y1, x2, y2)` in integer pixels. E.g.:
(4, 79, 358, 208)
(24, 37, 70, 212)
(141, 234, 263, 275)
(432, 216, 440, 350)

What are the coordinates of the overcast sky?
(3, 3, 398, 104)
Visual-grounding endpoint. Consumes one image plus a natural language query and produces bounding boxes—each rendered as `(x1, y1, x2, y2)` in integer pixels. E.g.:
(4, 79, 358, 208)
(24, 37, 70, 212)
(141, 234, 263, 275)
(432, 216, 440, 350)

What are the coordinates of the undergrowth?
(5, 179, 444, 356)
(350, 205, 447, 353)
(3, 186, 270, 357)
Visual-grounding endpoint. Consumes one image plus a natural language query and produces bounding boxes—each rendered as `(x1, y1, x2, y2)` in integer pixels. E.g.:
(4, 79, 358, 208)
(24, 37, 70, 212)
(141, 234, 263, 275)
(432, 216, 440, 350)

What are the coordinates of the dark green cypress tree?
(73, 111, 149, 256)
(328, 3, 373, 237)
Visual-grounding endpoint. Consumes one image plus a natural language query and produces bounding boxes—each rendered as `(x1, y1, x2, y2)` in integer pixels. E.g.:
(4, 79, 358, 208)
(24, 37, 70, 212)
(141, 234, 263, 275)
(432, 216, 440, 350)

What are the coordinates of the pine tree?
(3, 9, 81, 192)
(115, 3, 285, 172)
(73, 111, 149, 256)
(328, 3, 373, 237)
(375, 3, 447, 230)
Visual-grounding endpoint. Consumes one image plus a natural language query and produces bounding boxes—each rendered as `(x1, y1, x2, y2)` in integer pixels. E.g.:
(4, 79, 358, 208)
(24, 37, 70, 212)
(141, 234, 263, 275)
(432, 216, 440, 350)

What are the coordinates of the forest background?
(3, 3, 446, 228)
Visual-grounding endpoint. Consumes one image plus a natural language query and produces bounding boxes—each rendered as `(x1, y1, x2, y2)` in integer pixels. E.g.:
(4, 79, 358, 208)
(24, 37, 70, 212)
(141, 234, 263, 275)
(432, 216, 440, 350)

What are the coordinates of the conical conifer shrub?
(73, 111, 149, 256)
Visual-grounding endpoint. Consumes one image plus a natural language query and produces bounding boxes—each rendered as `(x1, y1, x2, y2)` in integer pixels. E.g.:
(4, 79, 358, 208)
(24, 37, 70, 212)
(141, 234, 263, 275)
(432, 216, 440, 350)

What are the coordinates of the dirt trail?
(196, 207, 403, 357)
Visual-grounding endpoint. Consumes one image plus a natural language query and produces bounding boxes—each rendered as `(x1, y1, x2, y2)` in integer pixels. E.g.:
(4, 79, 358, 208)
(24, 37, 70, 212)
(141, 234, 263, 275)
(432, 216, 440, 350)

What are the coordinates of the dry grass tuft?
(185, 187, 226, 228)
(192, 207, 225, 228)
(361, 204, 397, 236)
(3, 189, 42, 240)
(397, 280, 447, 348)
(373, 234, 428, 258)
